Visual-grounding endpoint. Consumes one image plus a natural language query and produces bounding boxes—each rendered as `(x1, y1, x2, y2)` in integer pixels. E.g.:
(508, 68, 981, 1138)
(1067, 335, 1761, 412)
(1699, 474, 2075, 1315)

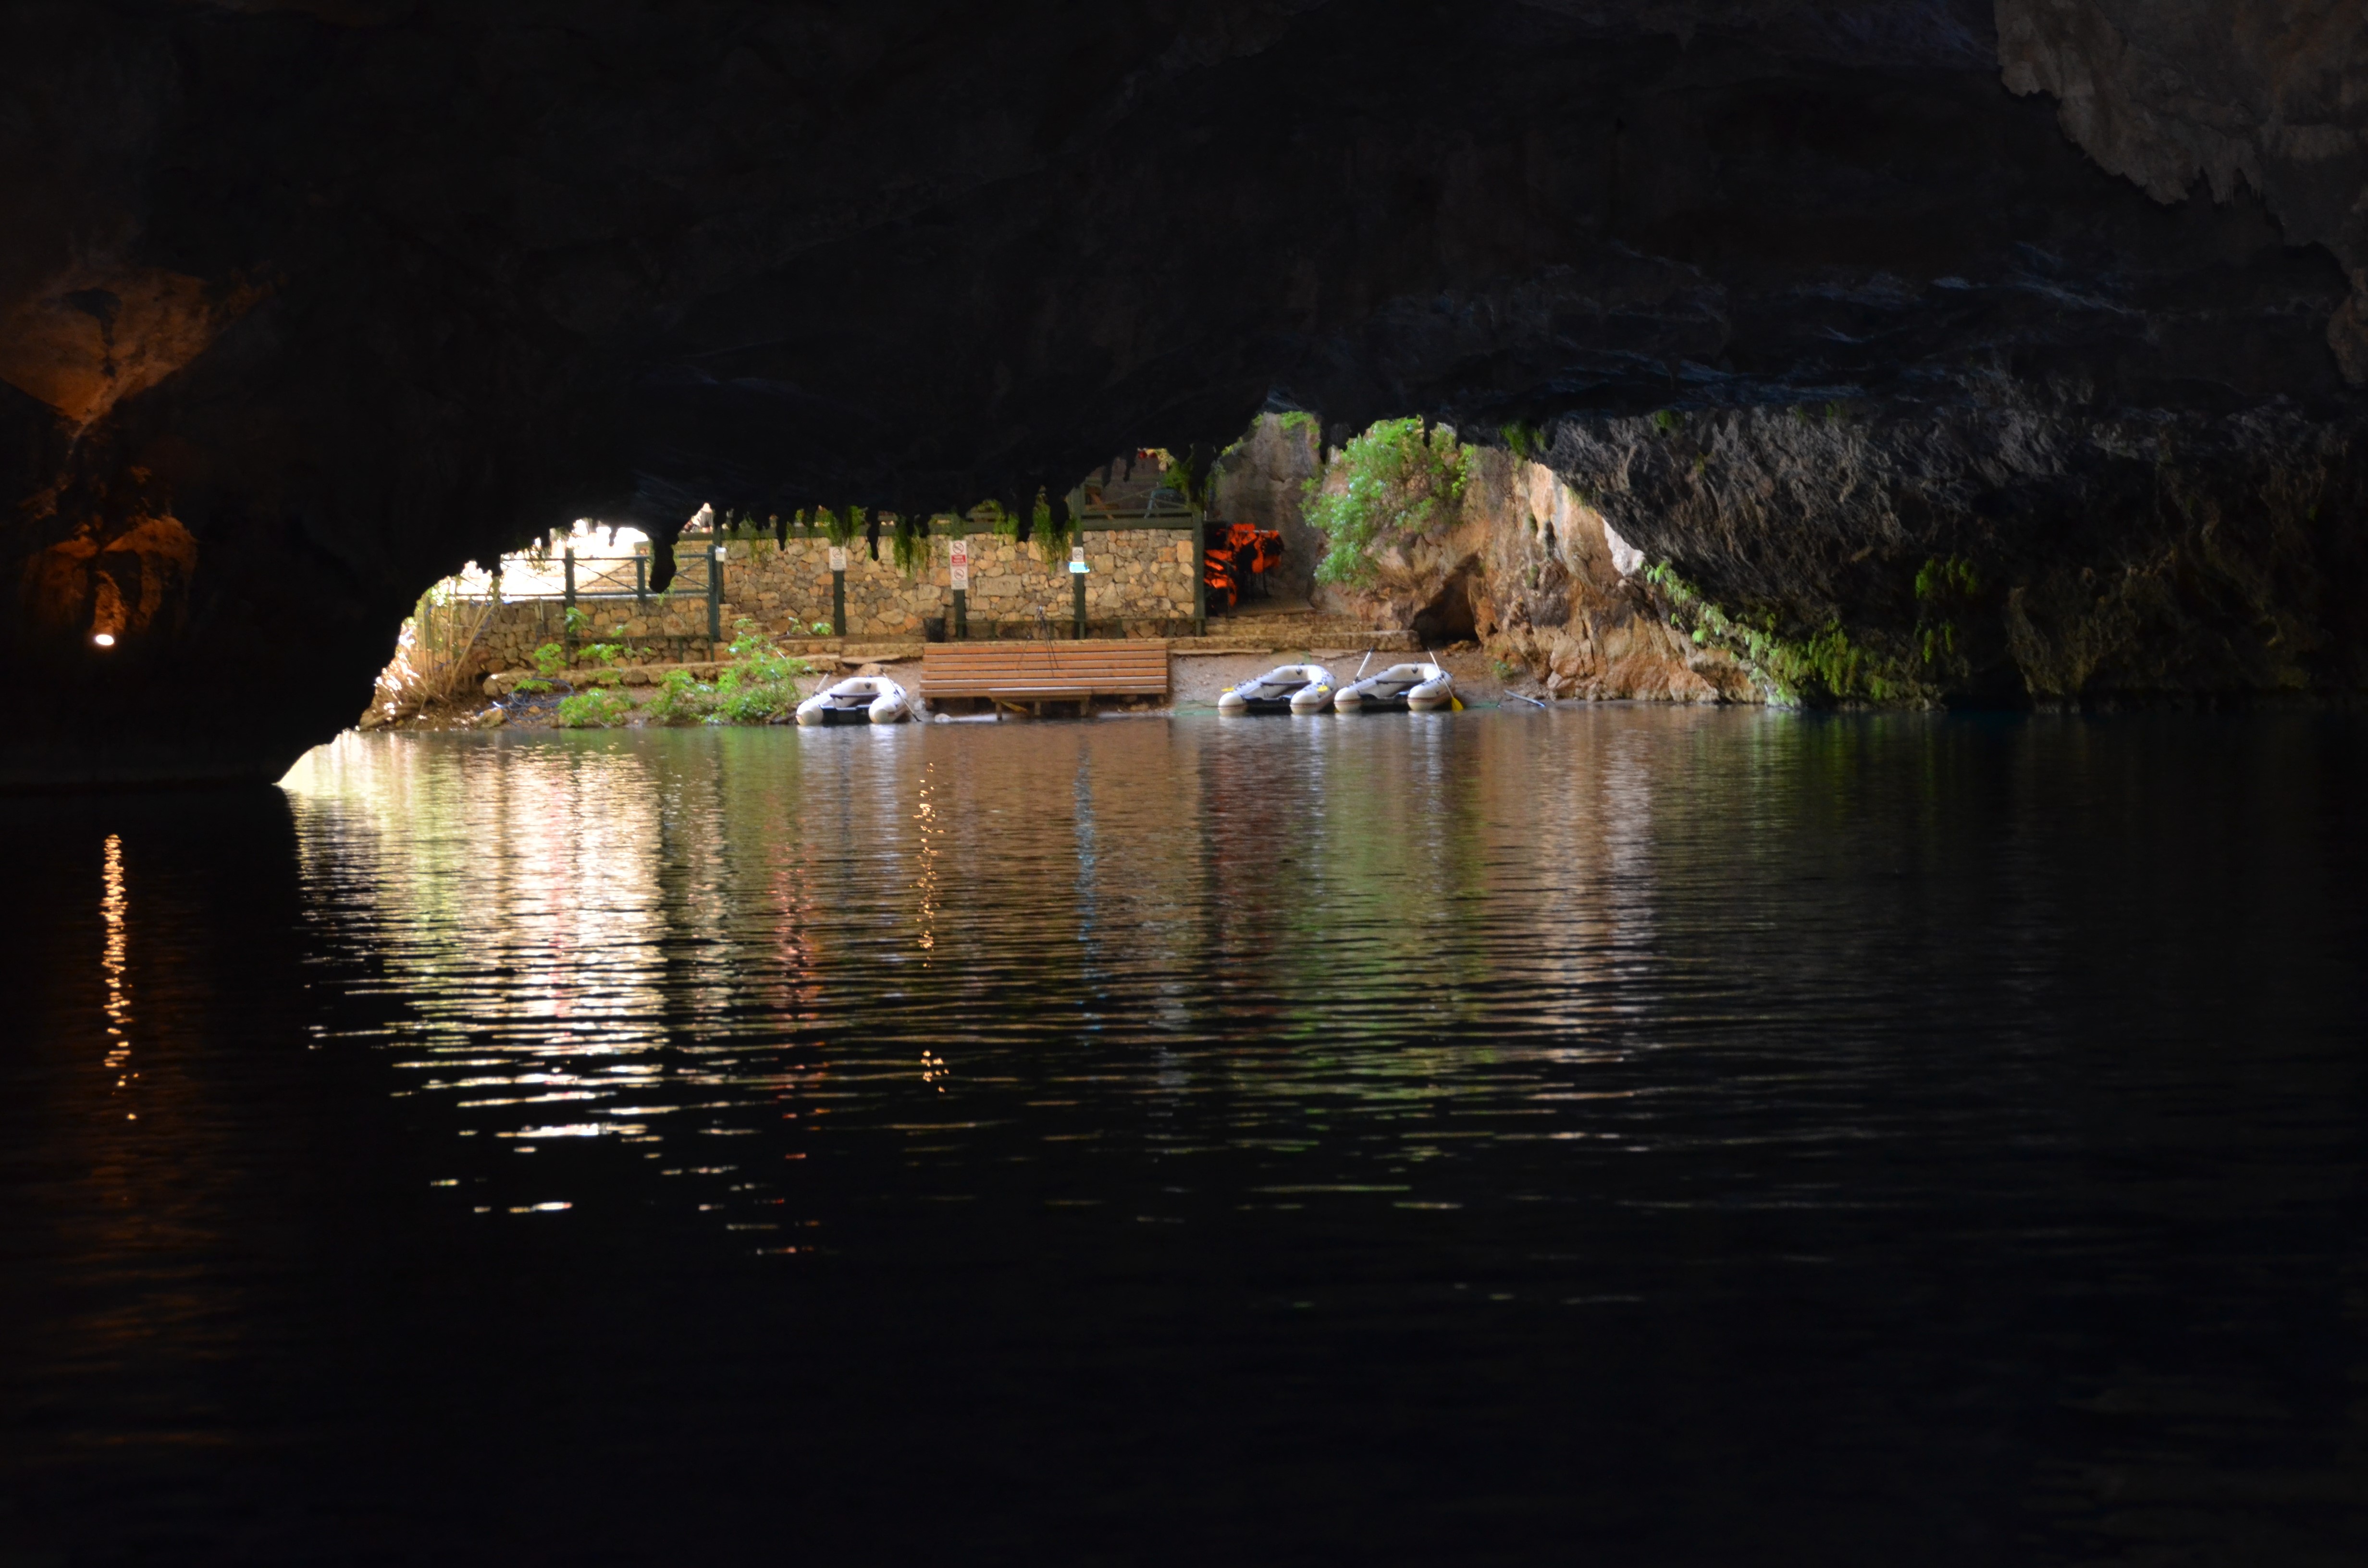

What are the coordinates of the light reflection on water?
(279, 716, 1697, 1238)
(6, 710, 2365, 1564)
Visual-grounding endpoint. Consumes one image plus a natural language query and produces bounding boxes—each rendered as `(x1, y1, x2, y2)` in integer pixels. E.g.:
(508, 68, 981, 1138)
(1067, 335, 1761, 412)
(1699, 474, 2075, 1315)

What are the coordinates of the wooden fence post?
(829, 543, 847, 638)
(1191, 508, 1206, 636)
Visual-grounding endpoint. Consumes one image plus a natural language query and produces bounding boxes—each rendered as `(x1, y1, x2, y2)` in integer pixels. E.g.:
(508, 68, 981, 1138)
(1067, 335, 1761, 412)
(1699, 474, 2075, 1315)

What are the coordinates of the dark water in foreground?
(4, 710, 2365, 1566)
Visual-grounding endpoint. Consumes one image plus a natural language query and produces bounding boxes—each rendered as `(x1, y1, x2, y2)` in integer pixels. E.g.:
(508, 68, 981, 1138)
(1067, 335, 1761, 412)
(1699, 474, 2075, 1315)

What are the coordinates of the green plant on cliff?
(1302, 416, 1468, 586)
(1645, 562, 1914, 705)
(1502, 421, 1545, 460)
(1650, 409, 1682, 434)
(1912, 554, 1981, 670)
(1913, 554, 1979, 602)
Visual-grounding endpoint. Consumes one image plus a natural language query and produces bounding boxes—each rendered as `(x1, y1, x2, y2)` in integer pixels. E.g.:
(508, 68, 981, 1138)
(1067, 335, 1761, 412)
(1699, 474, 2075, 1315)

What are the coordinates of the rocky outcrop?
(1547, 398, 2368, 704)
(5, 2, 2366, 779)
(1301, 444, 1759, 702)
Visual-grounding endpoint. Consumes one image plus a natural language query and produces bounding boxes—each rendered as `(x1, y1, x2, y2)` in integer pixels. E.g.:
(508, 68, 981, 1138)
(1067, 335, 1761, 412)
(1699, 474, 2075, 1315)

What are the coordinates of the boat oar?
(1425, 647, 1466, 712)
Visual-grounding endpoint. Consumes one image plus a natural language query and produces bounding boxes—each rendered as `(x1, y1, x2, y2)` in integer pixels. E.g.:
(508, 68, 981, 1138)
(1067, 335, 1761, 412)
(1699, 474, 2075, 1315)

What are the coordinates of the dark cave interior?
(4, 0, 2365, 783)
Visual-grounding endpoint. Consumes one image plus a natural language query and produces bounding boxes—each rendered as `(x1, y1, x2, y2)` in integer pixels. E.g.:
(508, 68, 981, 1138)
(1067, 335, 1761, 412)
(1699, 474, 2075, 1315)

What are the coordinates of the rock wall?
(1542, 400, 2368, 705)
(468, 528, 1200, 674)
(1209, 416, 1326, 606)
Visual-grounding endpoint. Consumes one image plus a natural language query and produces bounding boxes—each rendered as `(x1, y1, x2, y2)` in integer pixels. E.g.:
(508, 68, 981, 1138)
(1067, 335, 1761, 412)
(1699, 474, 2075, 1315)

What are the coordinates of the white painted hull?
(795, 675, 919, 725)
(1219, 663, 1337, 715)
(1333, 663, 1454, 713)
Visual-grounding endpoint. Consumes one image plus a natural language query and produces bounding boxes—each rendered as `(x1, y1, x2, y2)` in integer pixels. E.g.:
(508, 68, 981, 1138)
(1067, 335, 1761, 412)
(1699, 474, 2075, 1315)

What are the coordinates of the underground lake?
(3, 708, 2363, 1565)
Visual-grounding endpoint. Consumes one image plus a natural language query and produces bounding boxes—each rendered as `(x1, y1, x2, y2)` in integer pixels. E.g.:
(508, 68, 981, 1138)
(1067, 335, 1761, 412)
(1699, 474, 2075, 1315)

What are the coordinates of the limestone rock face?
(1998, 0, 2368, 380)
(1547, 399, 2368, 704)
(1306, 449, 1758, 703)
(3, 1, 2365, 778)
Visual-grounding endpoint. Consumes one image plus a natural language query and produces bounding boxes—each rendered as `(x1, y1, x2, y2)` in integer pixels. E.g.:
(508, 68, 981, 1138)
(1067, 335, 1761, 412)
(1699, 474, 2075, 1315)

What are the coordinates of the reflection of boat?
(795, 676, 920, 725)
(1217, 662, 1336, 715)
(1332, 661, 1456, 713)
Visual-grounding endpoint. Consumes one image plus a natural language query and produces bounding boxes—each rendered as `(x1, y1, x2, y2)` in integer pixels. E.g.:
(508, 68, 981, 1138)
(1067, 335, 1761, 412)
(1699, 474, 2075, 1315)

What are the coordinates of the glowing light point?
(92, 633, 116, 647)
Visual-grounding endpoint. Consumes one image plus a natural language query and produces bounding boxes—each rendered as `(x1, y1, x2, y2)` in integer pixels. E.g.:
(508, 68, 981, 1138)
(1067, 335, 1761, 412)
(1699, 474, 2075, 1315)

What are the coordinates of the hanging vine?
(889, 514, 930, 575)
(1034, 491, 1071, 570)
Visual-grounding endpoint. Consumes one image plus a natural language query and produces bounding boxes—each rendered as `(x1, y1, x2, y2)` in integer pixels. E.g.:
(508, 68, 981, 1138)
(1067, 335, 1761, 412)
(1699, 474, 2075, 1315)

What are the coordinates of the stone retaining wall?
(466, 528, 1200, 674)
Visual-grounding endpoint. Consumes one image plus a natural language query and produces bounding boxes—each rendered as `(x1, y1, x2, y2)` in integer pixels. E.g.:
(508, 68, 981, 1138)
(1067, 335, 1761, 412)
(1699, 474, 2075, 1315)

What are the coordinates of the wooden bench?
(921, 640, 1170, 713)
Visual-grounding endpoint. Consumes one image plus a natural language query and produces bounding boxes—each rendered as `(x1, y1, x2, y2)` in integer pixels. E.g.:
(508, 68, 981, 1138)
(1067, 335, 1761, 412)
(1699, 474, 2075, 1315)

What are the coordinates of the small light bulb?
(92, 633, 115, 647)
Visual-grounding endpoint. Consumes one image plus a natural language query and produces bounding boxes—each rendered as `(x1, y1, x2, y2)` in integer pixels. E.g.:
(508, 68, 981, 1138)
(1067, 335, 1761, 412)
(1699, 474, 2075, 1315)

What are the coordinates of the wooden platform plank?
(921, 641, 1170, 698)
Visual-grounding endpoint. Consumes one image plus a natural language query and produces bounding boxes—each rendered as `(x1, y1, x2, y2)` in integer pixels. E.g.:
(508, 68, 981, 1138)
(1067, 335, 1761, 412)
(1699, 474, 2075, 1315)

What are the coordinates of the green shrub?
(1302, 416, 1468, 586)
(555, 688, 635, 728)
(645, 619, 814, 725)
(1650, 409, 1682, 433)
(642, 668, 714, 724)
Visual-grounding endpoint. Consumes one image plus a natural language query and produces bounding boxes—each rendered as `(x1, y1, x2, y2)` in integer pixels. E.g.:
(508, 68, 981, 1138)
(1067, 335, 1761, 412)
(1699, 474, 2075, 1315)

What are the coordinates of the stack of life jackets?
(1202, 522, 1285, 612)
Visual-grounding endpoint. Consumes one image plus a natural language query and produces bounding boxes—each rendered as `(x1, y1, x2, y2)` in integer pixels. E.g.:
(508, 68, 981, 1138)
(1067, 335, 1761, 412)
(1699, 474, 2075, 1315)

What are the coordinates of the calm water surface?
(4, 710, 2364, 1565)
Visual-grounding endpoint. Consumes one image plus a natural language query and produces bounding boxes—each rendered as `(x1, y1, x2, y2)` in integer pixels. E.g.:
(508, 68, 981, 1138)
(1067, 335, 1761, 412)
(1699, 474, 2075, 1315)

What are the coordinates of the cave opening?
(1410, 563, 1481, 650)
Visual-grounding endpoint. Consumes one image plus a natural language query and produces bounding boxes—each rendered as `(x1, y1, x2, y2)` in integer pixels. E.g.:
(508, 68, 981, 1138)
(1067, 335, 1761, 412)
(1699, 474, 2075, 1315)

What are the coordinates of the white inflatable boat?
(794, 675, 920, 725)
(1332, 661, 1457, 713)
(1217, 662, 1337, 715)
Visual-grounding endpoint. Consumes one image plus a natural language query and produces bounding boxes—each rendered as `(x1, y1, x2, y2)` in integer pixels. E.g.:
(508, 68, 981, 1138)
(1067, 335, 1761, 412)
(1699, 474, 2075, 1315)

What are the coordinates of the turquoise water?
(4, 710, 2364, 1564)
